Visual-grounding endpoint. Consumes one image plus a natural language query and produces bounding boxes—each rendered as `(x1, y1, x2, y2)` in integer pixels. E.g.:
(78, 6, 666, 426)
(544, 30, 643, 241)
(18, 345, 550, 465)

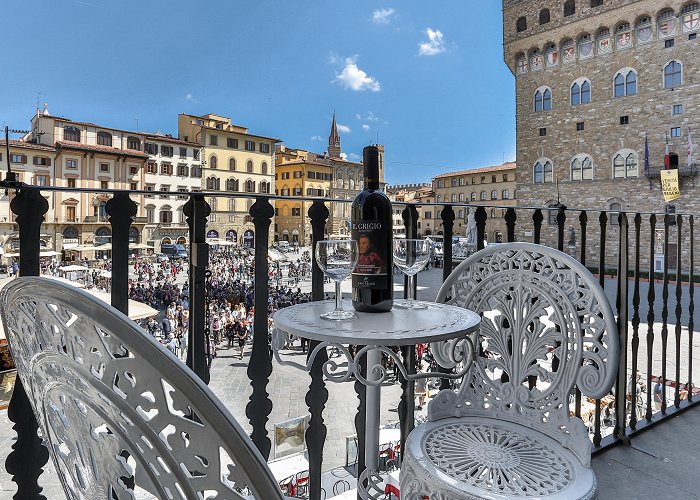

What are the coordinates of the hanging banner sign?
(660, 169, 681, 202)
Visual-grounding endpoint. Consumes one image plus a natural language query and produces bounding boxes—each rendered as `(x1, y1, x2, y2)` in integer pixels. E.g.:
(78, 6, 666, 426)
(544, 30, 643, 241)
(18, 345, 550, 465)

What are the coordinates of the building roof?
(0, 140, 56, 152)
(56, 141, 150, 159)
(276, 148, 362, 168)
(433, 162, 516, 179)
(141, 133, 200, 147)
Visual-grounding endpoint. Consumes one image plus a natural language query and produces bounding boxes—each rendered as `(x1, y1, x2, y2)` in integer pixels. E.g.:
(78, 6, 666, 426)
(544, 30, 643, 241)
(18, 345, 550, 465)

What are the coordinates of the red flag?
(664, 132, 671, 169)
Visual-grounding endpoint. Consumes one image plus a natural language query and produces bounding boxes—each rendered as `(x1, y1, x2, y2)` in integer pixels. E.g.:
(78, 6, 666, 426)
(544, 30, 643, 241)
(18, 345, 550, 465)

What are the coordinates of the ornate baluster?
(614, 212, 629, 442)
(574, 211, 588, 418)
(674, 214, 683, 409)
(306, 199, 329, 500)
(688, 216, 695, 403)
(532, 209, 543, 244)
(630, 214, 641, 430)
(183, 194, 211, 382)
(246, 197, 274, 458)
(106, 192, 137, 315)
(661, 214, 670, 414)
(645, 215, 657, 421)
(593, 211, 607, 447)
(355, 352, 367, 500)
(475, 206, 487, 251)
(556, 206, 567, 252)
(6, 187, 50, 499)
(440, 205, 454, 279)
(505, 207, 516, 242)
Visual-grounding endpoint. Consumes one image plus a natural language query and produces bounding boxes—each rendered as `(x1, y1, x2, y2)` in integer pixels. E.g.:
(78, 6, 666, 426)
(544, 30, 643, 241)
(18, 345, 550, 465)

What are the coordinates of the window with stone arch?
(209, 155, 218, 169)
(480, 191, 487, 201)
(471, 192, 476, 201)
(246, 160, 254, 173)
(533, 158, 554, 183)
(451, 194, 457, 202)
(229, 158, 236, 171)
(491, 190, 498, 200)
(516, 16, 527, 32)
(570, 154, 593, 181)
(502, 189, 510, 199)
(459, 193, 465, 202)
(609, 201, 622, 226)
(228, 198, 236, 212)
(614, 68, 637, 97)
(534, 87, 552, 112)
(539, 8, 550, 25)
(612, 150, 638, 178)
(571, 77, 591, 105)
(261, 161, 268, 175)
(564, 0, 575, 17)
(664, 60, 682, 89)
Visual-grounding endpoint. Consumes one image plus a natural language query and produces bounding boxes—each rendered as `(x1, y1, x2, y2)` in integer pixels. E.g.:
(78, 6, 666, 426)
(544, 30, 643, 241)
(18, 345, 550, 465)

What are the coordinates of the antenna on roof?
(134, 118, 140, 131)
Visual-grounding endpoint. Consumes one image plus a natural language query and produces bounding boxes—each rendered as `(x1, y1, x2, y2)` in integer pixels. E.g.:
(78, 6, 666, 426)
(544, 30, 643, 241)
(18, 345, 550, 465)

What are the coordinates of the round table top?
(272, 299, 480, 346)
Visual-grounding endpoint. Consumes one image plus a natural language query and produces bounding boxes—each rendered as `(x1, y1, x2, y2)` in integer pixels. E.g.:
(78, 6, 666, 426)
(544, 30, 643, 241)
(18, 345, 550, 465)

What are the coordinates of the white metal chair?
(401, 243, 619, 500)
(0, 277, 286, 500)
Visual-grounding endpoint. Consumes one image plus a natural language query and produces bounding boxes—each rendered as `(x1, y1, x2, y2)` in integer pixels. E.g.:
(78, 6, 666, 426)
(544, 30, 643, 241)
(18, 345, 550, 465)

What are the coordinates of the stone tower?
(328, 111, 342, 158)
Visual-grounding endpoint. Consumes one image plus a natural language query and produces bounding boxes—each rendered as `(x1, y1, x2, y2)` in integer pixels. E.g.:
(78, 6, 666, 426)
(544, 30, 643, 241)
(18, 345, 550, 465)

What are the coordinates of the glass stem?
(407, 274, 415, 306)
(335, 280, 343, 312)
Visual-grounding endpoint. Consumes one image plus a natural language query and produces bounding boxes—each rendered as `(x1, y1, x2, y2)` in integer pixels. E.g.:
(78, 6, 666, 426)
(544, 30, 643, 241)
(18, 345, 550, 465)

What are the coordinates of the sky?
(0, 0, 516, 185)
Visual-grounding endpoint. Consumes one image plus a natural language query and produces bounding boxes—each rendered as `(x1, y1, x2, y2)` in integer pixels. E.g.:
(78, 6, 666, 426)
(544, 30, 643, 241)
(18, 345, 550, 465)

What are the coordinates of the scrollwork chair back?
(0, 277, 284, 500)
(430, 243, 618, 466)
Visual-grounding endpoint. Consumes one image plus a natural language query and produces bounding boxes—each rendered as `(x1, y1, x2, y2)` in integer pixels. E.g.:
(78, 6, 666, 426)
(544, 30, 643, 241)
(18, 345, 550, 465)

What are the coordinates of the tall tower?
(328, 111, 342, 158)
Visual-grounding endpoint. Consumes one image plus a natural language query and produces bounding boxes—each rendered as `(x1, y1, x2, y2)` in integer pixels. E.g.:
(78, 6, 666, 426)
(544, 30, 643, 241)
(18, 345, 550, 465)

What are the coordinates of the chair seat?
(400, 416, 598, 500)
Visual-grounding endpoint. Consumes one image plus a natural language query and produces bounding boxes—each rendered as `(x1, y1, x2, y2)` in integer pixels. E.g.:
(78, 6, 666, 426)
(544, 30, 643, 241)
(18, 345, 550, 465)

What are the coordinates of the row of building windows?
(203, 177, 271, 193)
(277, 171, 333, 180)
(436, 190, 510, 202)
(534, 61, 683, 111)
(436, 173, 509, 188)
(209, 134, 270, 153)
(533, 151, 643, 183)
(207, 156, 268, 174)
(516, 0, 604, 32)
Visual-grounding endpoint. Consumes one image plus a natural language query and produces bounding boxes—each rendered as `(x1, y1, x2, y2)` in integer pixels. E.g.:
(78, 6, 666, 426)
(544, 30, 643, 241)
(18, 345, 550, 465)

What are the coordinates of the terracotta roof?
(433, 162, 516, 179)
(56, 141, 150, 159)
(0, 140, 56, 152)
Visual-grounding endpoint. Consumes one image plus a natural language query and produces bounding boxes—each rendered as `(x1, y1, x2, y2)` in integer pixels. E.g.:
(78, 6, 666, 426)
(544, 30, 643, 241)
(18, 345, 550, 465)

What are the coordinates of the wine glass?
(315, 240, 359, 320)
(392, 238, 432, 309)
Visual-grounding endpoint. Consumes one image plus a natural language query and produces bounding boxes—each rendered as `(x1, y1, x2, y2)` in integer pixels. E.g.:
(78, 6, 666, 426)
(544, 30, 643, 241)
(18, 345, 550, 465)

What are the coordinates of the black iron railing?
(1, 183, 698, 500)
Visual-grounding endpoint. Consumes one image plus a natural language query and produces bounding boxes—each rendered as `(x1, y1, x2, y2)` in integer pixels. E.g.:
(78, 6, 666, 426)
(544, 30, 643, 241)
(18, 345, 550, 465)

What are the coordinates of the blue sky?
(0, 0, 515, 185)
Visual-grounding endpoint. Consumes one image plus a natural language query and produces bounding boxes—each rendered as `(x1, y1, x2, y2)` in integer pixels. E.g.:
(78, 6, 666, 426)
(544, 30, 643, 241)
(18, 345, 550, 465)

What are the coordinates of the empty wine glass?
(315, 239, 359, 320)
(392, 238, 432, 309)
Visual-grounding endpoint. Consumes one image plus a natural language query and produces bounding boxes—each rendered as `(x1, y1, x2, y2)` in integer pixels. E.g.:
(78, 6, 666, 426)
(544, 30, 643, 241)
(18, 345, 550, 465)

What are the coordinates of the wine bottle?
(351, 145, 393, 312)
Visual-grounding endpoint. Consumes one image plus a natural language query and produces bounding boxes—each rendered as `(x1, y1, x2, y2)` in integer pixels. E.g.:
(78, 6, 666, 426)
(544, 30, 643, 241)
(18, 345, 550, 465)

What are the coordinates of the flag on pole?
(689, 129, 694, 168)
(664, 132, 671, 169)
(644, 133, 649, 176)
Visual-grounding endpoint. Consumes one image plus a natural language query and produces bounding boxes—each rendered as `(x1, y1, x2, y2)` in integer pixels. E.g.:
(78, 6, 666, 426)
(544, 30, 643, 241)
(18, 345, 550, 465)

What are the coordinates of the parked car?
(155, 253, 170, 263)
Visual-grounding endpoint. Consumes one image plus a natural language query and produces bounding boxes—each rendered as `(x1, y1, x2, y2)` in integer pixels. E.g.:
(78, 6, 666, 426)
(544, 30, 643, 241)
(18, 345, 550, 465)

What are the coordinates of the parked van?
(160, 243, 188, 259)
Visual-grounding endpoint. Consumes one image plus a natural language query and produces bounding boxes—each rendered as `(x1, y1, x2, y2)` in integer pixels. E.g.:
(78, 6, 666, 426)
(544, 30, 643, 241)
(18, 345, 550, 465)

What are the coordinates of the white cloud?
(372, 8, 395, 24)
(366, 111, 379, 122)
(348, 153, 361, 161)
(362, 124, 370, 132)
(310, 135, 323, 141)
(356, 113, 362, 120)
(340, 153, 348, 160)
(337, 124, 351, 134)
(332, 57, 381, 92)
(418, 28, 446, 56)
(185, 93, 198, 102)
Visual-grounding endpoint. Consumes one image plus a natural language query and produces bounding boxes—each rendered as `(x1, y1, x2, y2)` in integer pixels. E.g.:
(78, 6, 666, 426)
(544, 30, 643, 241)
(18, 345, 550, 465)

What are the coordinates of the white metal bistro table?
(272, 299, 481, 500)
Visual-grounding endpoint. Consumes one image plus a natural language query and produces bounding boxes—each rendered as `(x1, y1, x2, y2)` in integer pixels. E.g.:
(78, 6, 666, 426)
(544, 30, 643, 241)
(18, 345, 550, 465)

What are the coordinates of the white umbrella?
(41, 275, 86, 288)
(99, 270, 112, 278)
(83, 289, 159, 320)
(59, 265, 90, 272)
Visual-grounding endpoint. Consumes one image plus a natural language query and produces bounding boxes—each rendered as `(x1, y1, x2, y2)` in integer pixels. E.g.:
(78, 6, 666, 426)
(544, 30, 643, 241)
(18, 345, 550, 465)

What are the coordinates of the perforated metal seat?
(400, 243, 618, 500)
(0, 277, 286, 500)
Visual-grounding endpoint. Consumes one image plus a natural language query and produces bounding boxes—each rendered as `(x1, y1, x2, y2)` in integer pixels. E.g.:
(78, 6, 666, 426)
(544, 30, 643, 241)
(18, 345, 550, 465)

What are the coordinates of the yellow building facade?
(178, 113, 279, 246)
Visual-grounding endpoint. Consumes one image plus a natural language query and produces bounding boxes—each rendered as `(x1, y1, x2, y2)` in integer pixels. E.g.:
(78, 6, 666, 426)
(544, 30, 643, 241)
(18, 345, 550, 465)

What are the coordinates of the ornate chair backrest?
(431, 243, 618, 465)
(0, 277, 284, 500)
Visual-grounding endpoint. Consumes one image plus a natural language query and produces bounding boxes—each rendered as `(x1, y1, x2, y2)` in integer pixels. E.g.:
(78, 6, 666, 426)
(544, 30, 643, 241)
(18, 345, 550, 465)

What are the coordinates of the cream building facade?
(178, 113, 278, 247)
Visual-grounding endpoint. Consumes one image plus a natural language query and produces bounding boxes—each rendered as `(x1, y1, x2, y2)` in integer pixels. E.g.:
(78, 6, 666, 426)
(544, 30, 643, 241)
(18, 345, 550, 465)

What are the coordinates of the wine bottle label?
(351, 220, 389, 289)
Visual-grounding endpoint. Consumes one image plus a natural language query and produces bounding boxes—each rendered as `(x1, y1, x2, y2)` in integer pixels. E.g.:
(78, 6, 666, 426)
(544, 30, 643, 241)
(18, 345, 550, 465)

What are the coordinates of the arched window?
(228, 199, 236, 212)
(480, 191, 487, 201)
(516, 16, 527, 32)
(437, 180, 444, 188)
(609, 202, 622, 226)
(502, 189, 510, 199)
(260, 181, 270, 194)
(491, 190, 498, 200)
(126, 136, 141, 150)
(209, 155, 218, 169)
(570, 154, 593, 181)
(229, 158, 236, 171)
(63, 226, 78, 239)
(539, 9, 550, 24)
(459, 177, 465, 186)
(471, 192, 476, 201)
(613, 150, 638, 178)
(261, 161, 268, 174)
(247, 160, 254, 173)
(534, 87, 552, 112)
(564, 0, 575, 17)
(614, 69, 637, 97)
(449, 194, 455, 202)
(245, 180, 255, 193)
(436, 195, 442, 203)
(64, 126, 80, 142)
(226, 178, 236, 191)
(206, 176, 220, 190)
(210, 198, 217, 212)
(459, 193, 465, 202)
(571, 78, 591, 105)
(533, 159, 554, 183)
(97, 131, 112, 146)
(664, 61, 682, 89)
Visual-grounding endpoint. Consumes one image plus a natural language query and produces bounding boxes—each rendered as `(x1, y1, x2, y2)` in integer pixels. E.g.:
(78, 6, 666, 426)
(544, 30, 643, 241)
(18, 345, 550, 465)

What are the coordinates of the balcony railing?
(1, 182, 697, 500)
